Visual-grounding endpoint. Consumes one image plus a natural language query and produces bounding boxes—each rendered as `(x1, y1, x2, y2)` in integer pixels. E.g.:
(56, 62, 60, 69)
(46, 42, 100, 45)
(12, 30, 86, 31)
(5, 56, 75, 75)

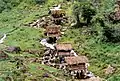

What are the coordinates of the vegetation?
(0, 0, 120, 81)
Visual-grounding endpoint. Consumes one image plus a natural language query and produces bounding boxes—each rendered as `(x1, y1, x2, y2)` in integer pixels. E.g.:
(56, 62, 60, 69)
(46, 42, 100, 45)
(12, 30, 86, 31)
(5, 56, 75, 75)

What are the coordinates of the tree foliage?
(0, 0, 22, 13)
(72, 1, 96, 27)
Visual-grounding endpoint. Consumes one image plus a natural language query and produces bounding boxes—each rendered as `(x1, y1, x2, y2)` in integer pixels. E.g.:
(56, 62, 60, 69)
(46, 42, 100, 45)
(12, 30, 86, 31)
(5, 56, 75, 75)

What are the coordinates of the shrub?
(107, 74, 120, 81)
(0, 0, 22, 13)
(102, 26, 120, 43)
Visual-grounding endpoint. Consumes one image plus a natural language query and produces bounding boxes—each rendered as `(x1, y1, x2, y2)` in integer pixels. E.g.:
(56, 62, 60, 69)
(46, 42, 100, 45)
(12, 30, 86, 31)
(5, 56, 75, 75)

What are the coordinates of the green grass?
(0, 0, 120, 80)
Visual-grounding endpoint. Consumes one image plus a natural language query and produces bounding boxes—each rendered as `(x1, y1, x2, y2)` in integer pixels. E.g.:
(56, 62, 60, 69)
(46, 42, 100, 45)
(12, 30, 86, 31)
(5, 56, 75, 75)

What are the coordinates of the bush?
(0, 0, 22, 13)
(102, 26, 120, 43)
(72, 1, 96, 27)
(107, 74, 120, 81)
(82, 4, 96, 24)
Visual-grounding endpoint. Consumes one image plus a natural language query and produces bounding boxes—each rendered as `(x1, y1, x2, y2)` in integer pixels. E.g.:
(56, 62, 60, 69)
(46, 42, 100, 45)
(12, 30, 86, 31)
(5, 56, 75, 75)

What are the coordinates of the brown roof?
(51, 9, 65, 15)
(65, 56, 88, 65)
(69, 64, 86, 70)
(58, 52, 71, 56)
(45, 25, 61, 37)
(56, 43, 72, 50)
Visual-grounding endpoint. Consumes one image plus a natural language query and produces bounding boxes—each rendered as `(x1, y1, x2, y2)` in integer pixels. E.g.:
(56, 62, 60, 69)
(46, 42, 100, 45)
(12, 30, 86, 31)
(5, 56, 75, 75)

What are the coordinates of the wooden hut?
(49, 9, 65, 25)
(45, 25, 61, 37)
(50, 9, 65, 18)
(54, 43, 74, 64)
(56, 43, 73, 57)
(65, 56, 89, 79)
(45, 25, 61, 43)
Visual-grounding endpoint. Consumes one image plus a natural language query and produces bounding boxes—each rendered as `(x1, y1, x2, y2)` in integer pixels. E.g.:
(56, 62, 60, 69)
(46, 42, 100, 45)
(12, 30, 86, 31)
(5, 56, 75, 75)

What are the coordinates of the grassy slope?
(0, 0, 71, 81)
(0, 0, 120, 81)
(59, 0, 120, 80)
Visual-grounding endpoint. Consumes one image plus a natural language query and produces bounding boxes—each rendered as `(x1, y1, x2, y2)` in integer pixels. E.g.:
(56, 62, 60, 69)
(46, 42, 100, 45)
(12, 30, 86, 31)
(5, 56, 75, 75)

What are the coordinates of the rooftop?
(56, 43, 72, 51)
(46, 25, 61, 37)
(65, 56, 88, 65)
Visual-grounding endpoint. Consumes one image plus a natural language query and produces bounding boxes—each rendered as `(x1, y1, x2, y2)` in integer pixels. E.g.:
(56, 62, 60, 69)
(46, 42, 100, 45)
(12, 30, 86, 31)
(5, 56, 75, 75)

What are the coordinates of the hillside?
(0, 0, 120, 81)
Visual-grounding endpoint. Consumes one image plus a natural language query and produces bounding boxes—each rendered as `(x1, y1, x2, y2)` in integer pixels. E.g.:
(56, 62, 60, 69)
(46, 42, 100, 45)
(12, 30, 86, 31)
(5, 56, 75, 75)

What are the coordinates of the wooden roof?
(65, 56, 88, 65)
(56, 43, 72, 51)
(50, 9, 65, 14)
(46, 25, 61, 37)
(58, 52, 71, 56)
(46, 25, 60, 32)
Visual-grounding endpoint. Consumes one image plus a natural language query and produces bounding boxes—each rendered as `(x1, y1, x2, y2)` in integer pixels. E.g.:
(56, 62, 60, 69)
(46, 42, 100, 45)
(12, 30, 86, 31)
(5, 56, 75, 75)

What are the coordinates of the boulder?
(104, 65, 115, 74)
(5, 46, 21, 53)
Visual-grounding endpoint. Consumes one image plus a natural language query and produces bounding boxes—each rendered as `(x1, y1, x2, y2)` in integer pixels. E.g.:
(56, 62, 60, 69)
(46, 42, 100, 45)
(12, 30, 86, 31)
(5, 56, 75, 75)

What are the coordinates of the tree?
(72, 1, 96, 27)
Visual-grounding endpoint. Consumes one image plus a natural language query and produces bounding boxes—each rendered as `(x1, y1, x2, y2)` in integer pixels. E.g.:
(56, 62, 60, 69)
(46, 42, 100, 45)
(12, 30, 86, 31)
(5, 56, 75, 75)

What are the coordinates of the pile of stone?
(28, 16, 54, 28)
(5, 46, 21, 53)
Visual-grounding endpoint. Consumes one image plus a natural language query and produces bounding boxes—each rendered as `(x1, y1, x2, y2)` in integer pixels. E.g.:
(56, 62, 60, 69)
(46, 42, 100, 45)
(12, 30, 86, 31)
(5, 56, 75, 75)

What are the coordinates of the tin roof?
(65, 56, 88, 65)
(56, 43, 72, 50)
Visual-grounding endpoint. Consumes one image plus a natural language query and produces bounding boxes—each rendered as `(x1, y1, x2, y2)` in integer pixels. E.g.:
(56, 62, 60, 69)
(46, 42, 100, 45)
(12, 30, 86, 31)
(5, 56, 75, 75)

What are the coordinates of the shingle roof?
(65, 56, 88, 65)
(56, 43, 72, 50)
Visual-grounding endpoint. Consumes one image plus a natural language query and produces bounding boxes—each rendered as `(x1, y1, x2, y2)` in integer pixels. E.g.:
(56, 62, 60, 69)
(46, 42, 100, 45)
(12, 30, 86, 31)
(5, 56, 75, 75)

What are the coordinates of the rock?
(0, 34, 6, 44)
(42, 73, 50, 78)
(0, 51, 8, 59)
(104, 65, 115, 74)
(5, 46, 21, 53)
(71, 23, 76, 27)
(61, 32, 65, 35)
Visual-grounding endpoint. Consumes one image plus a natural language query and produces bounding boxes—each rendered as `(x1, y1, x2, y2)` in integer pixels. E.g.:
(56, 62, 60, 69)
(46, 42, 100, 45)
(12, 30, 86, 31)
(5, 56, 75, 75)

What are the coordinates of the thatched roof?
(65, 56, 88, 65)
(57, 52, 71, 56)
(56, 43, 72, 51)
(50, 9, 65, 15)
(46, 25, 61, 37)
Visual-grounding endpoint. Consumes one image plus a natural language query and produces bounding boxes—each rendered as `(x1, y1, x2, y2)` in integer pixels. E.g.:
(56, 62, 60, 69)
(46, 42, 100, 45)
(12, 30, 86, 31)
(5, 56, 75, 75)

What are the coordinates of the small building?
(49, 7, 66, 25)
(50, 9, 65, 18)
(65, 56, 89, 79)
(56, 43, 73, 57)
(45, 25, 61, 37)
(45, 25, 61, 43)
(54, 43, 75, 64)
